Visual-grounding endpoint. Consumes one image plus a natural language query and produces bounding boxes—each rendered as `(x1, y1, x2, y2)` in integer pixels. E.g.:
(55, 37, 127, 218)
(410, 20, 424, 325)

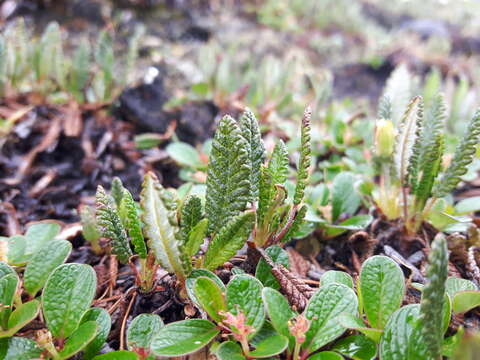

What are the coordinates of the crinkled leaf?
(93, 351, 139, 360)
(150, 319, 219, 357)
(338, 314, 383, 343)
(119, 189, 147, 259)
(293, 108, 311, 205)
(359, 255, 405, 329)
(331, 173, 361, 222)
(452, 291, 480, 314)
(268, 140, 289, 185)
(206, 115, 251, 233)
(303, 283, 358, 353)
(249, 334, 288, 358)
(111, 177, 125, 207)
(442, 327, 464, 358)
(325, 215, 373, 237)
(262, 287, 295, 348)
(216, 341, 245, 360)
(227, 274, 265, 338)
(127, 313, 163, 354)
(0, 337, 42, 360)
(204, 212, 254, 271)
(320, 271, 354, 289)
(24, 223, 60, 259)
(332, 335, 377, 360)
(446, 277, 477, 298)
(379, 304, 427, 360)
(24, 239, 71, 297)
(186, 269, 225, 307)
(256, 246, 289, 290)
(166, 142, 202, 168)
(180, 195, 203, 243)
(42, 263, 97, 339)
(0, 273, 18, 330)
(6, 235, 26, 265)
(0, 300, 40, 338)
(194, 277, 226, 322)
(184, 218, 208, 257)
(58, 321, 97, 359)
(81, 308, 111, 360)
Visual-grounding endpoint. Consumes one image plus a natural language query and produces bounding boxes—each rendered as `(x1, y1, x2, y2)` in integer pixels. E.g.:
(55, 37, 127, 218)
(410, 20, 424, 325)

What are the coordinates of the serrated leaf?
(140, 172, 188, 279)
(24, 223, 60, 260)
(127, 313, 163, 354)
(166, 142, 202, 168)
(359, 255, 405, 329)
(24, 239, 71, 297)
(308, 351, 344, 360)
(262, 288, 295, 348)
(293, 108, 312, 205)
(382, 64, 412, 125)
(331, 173, 361, 222)
(227, 274, 265, 338)
(303, 283, 358, 353)
(119, 189, 147, 259)
(216, 341, 245, 360)
(204, 212, 254, 271)
(446, 277, 478, 298)
(332, 335, 377, 360)
(0, 337, 42, 360)
(452, 291, 480, 314)
(249, 334, 288, 358)
(184, 218, 208, 257)
(320, 271, 354, 289)
(150, 319, 219, 357)
(239, 109, 266, 201)
(58, 321, 97, 359)
(194, 277, 226, 322)
(0, 300, 40, 338)
(379, 304, 427, 360)
(81, 308, 111, 360)
(256, 246, 289, 290)
(96, 185, 132, 264)
(205, 115, 251, 234)
(93, 351, 139, 360)
(180, 195, 203, 243)
(0, 273, 18, 330)
(42, 263, 97, 339)
(268, 140, 289, 185)
(186, 269, 225, 307)
(111, 177, 125, 207)
(338, 314, 383, 343)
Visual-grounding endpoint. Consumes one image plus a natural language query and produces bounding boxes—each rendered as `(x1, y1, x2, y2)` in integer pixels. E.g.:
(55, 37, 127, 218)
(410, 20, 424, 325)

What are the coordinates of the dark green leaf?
(127, 314, 163, 354)
(194, 277, 226, 322)
(0, 273, 18, 329)
(256, 246, 289, 290)
(338, 314, 383, 343)
(293, 108, 312, 205)
(58, 321, 97, 359)
(0, 337, 42, 360)
(119, 189, 147, 259)
(0, 300, 39, 338)
(331, 173, 360, 222)
(249, 335, 288, 358)
(332, 335, 377, 360)
(186, 269, 225, 307)
(320, 271, 354, 289)
(216, 341, 245, 360)
(308, 351, 344, 359)
(81, 308, 111, 359)
(93, 351, 139, 360)
(262, 288, 295, 348)
(268, 140, 289, 185)
(180, 195, 203, 243)
(184, 218, 208, 257)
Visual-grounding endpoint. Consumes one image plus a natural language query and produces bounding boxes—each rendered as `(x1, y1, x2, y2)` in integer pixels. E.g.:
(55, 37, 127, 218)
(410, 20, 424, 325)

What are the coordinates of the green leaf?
(250, 335, 288, 358)
(256, 246, 289, 290)
(96, 185, 132, 264)
(186, 269, 225, 307)
(359, 255, 405, 329)
(325, 215, 373, 237)
(452, 291, 480, 314)
(206, 115, 251, 233)
(303, 283, 358, 353)
(118, 189, 147, 259)
(442, 327, 464, 358)
(338, 314, 383, 343)
(0, 273, 18, 330)
(184, 218, 208, 257)
(194, 277, 226, 322)
(0, 337, 42, 360)
(204, 212, 255, 271)
(180, 195, 203, 242)
(320, 271, 354, 289)
(68, 38, 90, 103)
(455, 196, 480, 214)
(140, 172, 188, 280)
(227, 274, 265, 338)
(293, 108, 312, 205)
(331, 173, 361, 222)
(80, 206, 101, 253)
(42, 263, 97, 339)
(261, 287, 295, 346)
(308, 351, 344, 360)
(24, 223, 60, 259)
(58, 321, 97, 359)
(0, 300, 39, 338)
(419, 233, 448, 359)
(6, 235, 27, 265)
(81, 308, 111, 360)
(24, 239, 72, 297)
(379, 304, 427, 360)
(216, 341, 246, 360)
(446, 277, 477, 298)
(93, 351, 139, 360)
(239, 109, 266, 201)
(332, 335, 377, 360)
(127, 314, 163, 354)
(166, 142, 202, 168)
(111, 177, 125, 207)
(268, 140, 289, 185)
(150, 319, 219, 357)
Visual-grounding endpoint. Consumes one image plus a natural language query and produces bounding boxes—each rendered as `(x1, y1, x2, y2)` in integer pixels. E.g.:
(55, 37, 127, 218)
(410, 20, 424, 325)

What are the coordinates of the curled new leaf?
(95, 185, 132, 264)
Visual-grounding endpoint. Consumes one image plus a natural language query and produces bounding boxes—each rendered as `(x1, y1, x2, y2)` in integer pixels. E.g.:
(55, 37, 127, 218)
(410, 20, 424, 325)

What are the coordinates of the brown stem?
(120, 291, 137, 350)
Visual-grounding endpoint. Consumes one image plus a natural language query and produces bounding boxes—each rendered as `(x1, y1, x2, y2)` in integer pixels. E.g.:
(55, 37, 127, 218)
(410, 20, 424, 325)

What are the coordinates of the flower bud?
(375, 119, 395, 157)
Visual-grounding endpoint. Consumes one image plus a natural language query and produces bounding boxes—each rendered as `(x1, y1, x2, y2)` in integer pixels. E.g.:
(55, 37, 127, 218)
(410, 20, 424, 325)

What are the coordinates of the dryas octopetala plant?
(373, 93, 480, 235)
(92, 108, 311, 292)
